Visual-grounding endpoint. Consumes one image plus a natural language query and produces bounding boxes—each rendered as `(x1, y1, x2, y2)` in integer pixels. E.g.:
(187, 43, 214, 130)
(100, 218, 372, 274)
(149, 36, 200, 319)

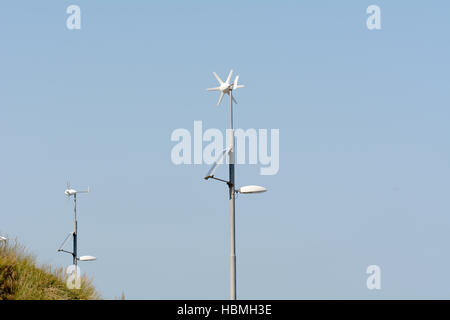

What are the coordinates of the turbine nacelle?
(65, 189, 77, 196)
(220, 82, 232, 93)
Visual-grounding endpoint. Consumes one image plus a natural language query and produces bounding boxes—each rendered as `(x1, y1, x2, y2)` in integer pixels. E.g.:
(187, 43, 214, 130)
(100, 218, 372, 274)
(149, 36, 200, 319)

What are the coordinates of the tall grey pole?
(73, 194, 77, 267)
(229, 90, 236, 300)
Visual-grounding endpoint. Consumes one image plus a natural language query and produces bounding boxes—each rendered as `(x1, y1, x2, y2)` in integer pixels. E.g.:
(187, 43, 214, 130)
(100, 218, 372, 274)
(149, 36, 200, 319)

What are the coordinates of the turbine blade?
(78, 187, 90, 193)
(226, 70, 233, 84)
(217, 92, 225, 106)
(233, 75, 239, 90)
(213, 72, 223, 85)
(206, 87, 221, 91)
(231, 93, 237, 104)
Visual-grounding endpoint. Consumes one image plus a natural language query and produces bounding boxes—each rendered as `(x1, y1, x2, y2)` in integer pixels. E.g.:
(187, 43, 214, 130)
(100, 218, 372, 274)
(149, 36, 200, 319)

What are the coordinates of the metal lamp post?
(205, 70, 267, 300)
(58, 184, 96, 267)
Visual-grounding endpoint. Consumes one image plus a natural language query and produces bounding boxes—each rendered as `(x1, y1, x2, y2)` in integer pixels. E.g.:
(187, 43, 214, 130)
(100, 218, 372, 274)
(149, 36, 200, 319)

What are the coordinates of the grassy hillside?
(0, 238, 99, 300)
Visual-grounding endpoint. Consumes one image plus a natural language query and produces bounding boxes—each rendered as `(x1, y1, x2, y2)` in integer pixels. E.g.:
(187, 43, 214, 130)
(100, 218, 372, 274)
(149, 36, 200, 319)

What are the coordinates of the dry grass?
(0, 238, 100, 300)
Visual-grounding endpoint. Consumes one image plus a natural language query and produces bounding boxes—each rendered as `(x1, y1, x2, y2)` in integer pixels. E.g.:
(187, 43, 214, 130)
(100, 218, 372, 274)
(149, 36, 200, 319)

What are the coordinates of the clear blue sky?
(1, 1, 450, 299)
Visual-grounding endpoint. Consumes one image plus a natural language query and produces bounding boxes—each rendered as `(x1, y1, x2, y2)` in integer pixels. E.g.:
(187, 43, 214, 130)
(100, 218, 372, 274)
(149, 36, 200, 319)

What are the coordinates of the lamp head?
(237, 185, 267, 194)
(78, 255, 96, 262)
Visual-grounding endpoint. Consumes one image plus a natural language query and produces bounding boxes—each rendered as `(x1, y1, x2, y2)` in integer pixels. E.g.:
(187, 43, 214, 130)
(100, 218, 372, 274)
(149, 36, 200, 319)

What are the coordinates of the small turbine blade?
(78, 187, 90, 194)
(233, 76, 239, 90)
(226, 70, 233, 84)
(230, 93, 238, 104)
(217, 92, 225, 106)
(206, 87, 221, 91)
(213, 72, 223, 85)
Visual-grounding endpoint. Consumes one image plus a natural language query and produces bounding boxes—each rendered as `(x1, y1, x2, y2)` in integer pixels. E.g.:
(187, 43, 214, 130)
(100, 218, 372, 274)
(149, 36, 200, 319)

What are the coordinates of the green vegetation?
(0, 238, 99, 300)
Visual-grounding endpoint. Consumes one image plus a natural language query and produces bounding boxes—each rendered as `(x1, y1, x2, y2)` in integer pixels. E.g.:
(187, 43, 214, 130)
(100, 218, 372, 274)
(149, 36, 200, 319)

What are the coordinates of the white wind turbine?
(206, 69, 245, 106)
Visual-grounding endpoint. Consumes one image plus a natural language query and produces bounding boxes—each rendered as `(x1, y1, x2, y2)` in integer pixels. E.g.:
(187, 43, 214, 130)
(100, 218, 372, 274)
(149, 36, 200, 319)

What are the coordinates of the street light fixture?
(205, 70, 267, 300)
(237, 185, 267, 194)
(78, 255, 96, 262)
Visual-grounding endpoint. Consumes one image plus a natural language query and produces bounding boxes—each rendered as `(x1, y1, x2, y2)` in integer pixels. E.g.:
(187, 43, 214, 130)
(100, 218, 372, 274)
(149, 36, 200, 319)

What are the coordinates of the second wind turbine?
(58, 183, 96, 267)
